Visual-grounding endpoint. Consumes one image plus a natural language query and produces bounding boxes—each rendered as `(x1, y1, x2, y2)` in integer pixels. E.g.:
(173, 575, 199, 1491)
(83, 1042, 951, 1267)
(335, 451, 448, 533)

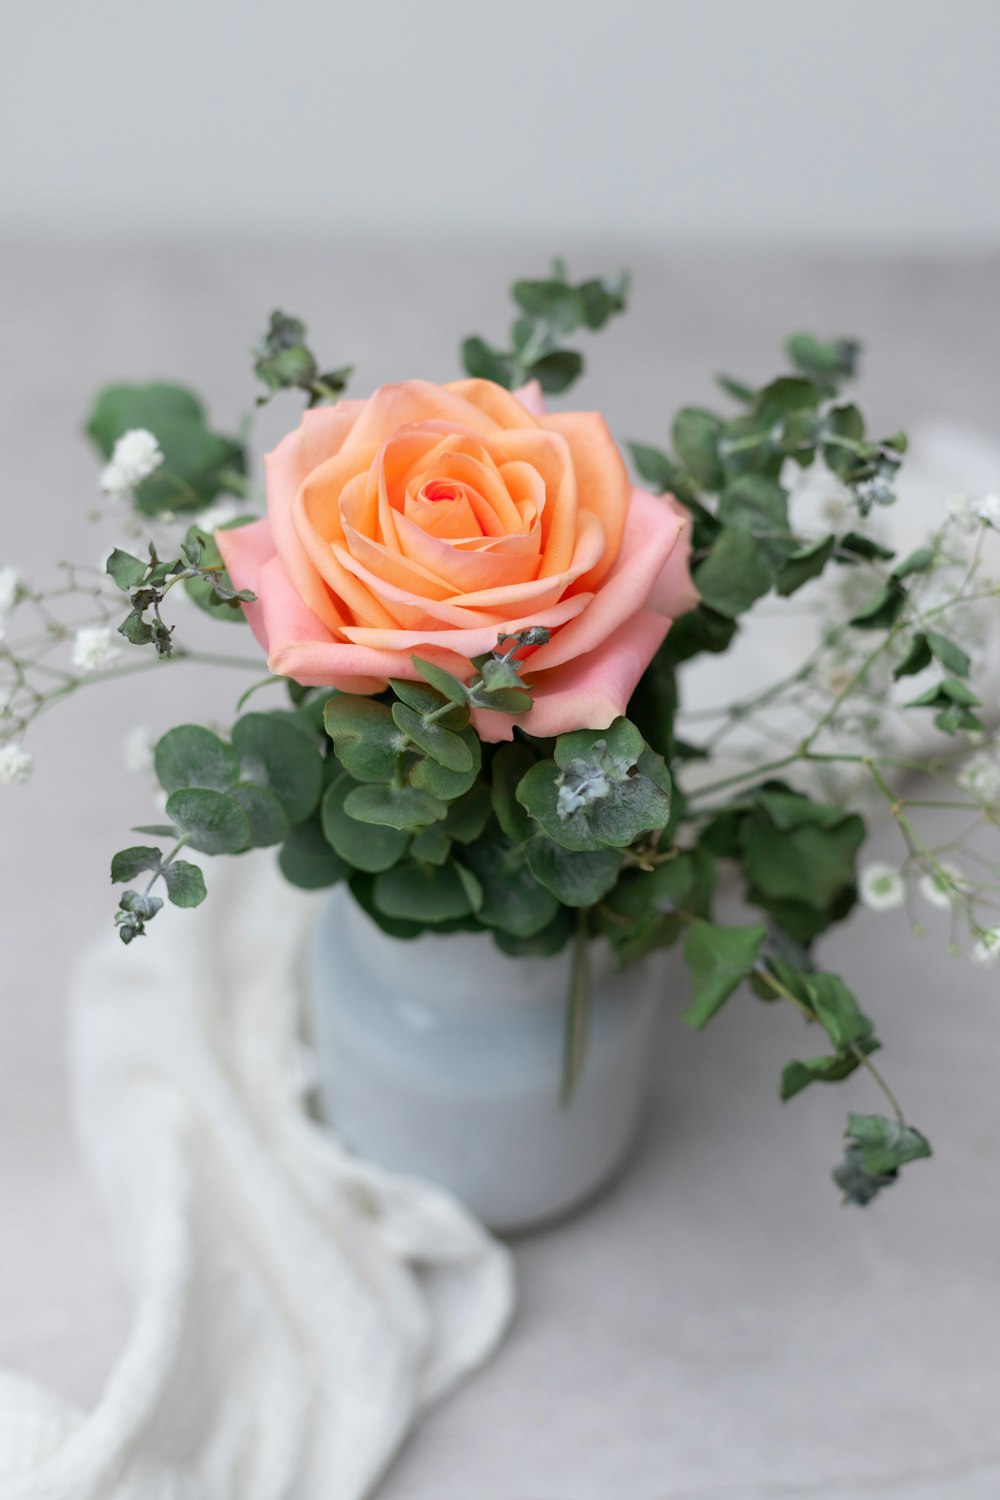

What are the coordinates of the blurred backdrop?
(3, 0, 1000, 249)
(3, 5, 1000, 1496)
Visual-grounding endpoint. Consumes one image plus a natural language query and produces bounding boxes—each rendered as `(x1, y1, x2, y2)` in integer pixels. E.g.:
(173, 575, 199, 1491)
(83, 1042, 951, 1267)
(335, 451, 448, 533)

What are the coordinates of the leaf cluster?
(87, 382, 246, 516)
(462, 259, 629, 395)
(105, 523, 256, 657)
(253, 311, 353, 407)
(628, 334, 908, 667)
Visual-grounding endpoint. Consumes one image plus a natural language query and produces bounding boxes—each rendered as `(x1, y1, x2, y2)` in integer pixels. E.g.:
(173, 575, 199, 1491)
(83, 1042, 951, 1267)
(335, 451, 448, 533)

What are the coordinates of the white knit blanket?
(0, 858, 514, 1499)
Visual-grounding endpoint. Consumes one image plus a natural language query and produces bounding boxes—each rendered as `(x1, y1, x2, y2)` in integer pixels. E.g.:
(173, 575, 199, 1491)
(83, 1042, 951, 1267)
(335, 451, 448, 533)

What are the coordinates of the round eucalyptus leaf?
(155, 725, 240, 794)
(231, 711, 323, 823)
(164, 787, 251, 855)
(321, 777, 409, 872)
(228, 782, 290, 848)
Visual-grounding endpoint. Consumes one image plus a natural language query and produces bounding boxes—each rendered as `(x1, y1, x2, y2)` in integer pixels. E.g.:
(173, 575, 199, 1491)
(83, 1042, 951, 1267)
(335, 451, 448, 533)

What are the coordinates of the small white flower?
(123, 724, 155, 775)
(0, 565, 20, 615)
(974, 493, 1000, 530)
(0, 742, 33, 785)
(958, 750, 1000, 805)
(919, 862, 964, 910)
(71, 625, 122, 673)
(859, 862, 906, 912)
(971, 927, 1000, 966)
(99, 429, 164, 497)
(192, 498, 240, 533)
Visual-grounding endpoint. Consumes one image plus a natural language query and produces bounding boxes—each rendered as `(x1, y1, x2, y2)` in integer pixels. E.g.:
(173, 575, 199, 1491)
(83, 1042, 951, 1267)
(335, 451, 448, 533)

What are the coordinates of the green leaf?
(694, 528, 772, 617)
(925, 629, 971, 679)
(106, 548, 148, 590)
(278, 818, 350, 889)
(833, 1113, 932, 1205)
(837, 533, 896, 564)
(410, 824, 452, 865)
(892, 547, 936, 580)
(86, 382, 245, 515)
(785, 333, 859, 386)
(110, 846, 162, 883)
(161, 860, 207, 908)
(523, 837, 622, 907)
(227, 782, 290, 848)
(716, 474, 790, 541)
(87, 381, 203, 451)
(530, 349, 584, 394)
(154, 725, 239, 794)
(391, 702, 474, 772)
(774, 536, 836, 597)
(803, 973, 875, 1050)
(323, 695, 402, 782)
(438, 782, 493, 844)
(231, 711, 323, 822)
(626, 443, 679, 494)
(343, 781, 448, 830)
(894, 633, 932, 679)
(373, 861, 481, 924)
(409, 727, 482, 800)
(320, 777, 409, 871)
(740, 800, 864, 936)
(780, 1039, 880, 1101)
(682, 921, 767, 1029)
(493, 908, 574, 958)
(461, 337, 514, 388)
(491, 742, 537, 843)
(905, 677, 982, 733)
(849, 578, 907, 630)
(672, 407, 724, 489)
(118, 610, 155, 646)
(460, 837, 560, 937)
(409, 656, 470, 706)
(389, 677, 468, 730)
(164, 787, 251, 855)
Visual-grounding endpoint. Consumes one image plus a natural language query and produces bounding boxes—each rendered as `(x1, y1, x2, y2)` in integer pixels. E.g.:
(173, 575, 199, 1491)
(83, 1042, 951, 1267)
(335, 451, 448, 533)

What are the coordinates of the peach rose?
(218, 379, 697, 741)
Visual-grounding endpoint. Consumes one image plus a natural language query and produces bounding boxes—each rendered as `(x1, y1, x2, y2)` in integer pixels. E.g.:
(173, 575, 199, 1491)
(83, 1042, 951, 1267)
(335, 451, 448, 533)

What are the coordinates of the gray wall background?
(3, 0, 999, 247)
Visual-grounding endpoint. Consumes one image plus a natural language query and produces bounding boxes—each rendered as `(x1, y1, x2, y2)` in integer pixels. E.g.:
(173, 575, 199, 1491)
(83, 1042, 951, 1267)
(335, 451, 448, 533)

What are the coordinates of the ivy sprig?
(462, 259, 629, 395)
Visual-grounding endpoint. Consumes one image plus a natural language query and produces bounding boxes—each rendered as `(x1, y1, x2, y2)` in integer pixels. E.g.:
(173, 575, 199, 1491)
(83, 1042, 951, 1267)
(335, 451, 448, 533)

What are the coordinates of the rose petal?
(471, 609, 671, 742)
(525, 489, 685, 673)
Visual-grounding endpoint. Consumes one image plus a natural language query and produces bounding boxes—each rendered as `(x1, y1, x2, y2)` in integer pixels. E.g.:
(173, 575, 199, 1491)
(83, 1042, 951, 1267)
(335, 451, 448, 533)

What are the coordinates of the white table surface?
(1, 242, 999, 1498)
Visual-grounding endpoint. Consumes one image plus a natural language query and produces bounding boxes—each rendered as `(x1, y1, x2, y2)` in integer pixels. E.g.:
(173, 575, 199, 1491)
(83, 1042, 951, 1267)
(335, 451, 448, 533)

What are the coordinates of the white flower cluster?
(99, 429, 164, 499)
(945, 491, 1000, 533)
(860, 859, 1000, 967)
(858, 862, 905, 911)
(973, 928, 1000, 966)
(71, 625, 122, 674)
(958, 747, 1000, 807)
(0, 742, 33, 785)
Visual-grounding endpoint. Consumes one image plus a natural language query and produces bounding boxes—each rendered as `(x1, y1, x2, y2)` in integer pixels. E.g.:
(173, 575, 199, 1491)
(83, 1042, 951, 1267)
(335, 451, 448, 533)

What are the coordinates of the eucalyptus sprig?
(253, 310, 353, 408)
(462, 258, 629, 394)
(106, 531, 256, 658)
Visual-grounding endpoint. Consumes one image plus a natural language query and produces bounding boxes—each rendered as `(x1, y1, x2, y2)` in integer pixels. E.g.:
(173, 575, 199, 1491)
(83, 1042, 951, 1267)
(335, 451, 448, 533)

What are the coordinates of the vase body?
(307, 886, 663, 1232)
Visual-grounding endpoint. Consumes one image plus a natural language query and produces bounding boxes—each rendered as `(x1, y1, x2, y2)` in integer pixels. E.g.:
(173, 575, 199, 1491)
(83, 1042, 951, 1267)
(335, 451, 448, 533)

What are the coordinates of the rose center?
(422, 478, 462, 504)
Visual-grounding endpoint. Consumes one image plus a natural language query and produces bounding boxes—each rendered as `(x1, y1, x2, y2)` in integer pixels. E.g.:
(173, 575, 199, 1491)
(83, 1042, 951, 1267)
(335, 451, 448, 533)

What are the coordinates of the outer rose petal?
(471, 610, 671, 742)
(647, 495, 699, 618)
(218, 519, 468, 691)
(512, 380, 547, 419)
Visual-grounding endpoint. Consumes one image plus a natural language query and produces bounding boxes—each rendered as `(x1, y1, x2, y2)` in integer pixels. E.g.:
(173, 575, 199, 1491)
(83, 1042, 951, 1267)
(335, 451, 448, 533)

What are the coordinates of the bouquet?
(3, 263, 998, 1206)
